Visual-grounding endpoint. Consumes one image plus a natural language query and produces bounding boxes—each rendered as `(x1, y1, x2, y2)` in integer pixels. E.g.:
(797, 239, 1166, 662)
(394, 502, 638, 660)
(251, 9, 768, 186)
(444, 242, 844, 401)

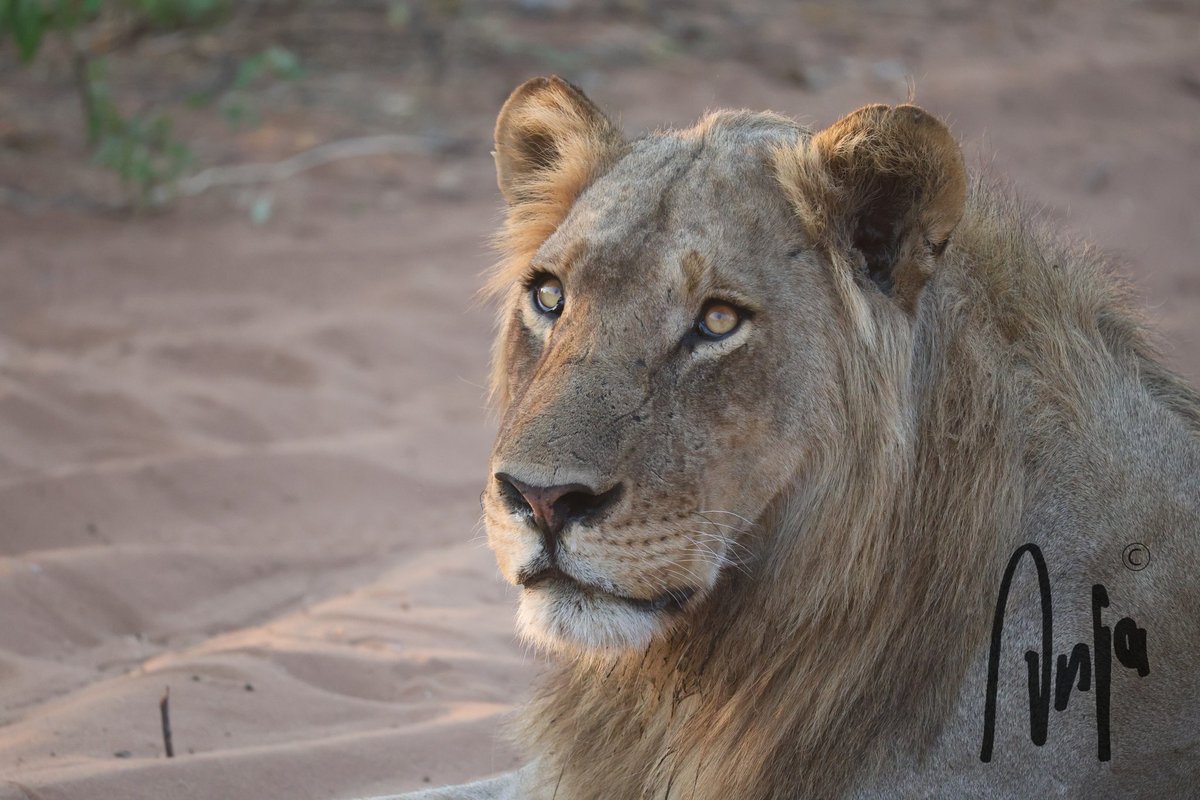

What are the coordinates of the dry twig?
(160, 687, 174, 758)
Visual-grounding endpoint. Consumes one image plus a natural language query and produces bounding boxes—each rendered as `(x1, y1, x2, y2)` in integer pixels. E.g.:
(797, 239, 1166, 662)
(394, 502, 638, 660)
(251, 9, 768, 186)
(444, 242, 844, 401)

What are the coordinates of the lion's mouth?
(520, 566, 696, 614)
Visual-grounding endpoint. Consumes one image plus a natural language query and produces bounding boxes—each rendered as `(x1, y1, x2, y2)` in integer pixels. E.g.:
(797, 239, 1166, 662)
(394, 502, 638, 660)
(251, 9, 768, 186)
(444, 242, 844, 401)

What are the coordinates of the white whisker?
(696, 509, 758, 528)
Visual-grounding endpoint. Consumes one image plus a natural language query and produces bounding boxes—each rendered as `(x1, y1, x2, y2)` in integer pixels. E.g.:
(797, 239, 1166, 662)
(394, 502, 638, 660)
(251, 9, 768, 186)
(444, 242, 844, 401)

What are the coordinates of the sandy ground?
(0, 2, 1198, 798)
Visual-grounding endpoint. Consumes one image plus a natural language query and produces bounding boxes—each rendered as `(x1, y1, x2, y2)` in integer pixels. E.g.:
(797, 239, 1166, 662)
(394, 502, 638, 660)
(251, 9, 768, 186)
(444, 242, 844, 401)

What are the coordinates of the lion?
(384, 77, 1200, 799)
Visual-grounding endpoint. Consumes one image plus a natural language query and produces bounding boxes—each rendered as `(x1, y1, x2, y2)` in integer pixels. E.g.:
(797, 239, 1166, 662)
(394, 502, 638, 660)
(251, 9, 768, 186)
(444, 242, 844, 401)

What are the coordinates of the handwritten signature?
(979, 543, 1150, 763)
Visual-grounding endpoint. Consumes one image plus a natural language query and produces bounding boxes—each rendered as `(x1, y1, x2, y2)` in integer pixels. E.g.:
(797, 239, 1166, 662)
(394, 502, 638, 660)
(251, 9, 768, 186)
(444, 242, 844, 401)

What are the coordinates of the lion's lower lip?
(521, 567, 695, 614)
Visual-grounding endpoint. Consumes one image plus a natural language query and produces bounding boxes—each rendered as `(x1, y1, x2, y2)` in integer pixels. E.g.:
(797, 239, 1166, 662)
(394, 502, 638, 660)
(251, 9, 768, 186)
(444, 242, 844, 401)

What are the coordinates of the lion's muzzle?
(494, 472, 623, 555)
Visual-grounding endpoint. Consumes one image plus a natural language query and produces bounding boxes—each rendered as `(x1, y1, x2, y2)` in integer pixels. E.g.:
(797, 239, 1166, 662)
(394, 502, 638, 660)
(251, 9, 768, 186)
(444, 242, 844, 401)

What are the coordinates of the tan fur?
(409, 79, 1200, 800)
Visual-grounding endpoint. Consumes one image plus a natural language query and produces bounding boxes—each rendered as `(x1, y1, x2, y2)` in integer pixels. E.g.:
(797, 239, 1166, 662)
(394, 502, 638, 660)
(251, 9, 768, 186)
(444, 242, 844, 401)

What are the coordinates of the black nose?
(494, 473, 622, 553)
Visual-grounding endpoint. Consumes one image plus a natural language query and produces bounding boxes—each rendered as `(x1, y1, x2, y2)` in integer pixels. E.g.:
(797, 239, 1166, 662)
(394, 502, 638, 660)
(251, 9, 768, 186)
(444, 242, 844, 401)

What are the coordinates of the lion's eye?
(533, 276, 565, 316)
(697, 302, 741, 339)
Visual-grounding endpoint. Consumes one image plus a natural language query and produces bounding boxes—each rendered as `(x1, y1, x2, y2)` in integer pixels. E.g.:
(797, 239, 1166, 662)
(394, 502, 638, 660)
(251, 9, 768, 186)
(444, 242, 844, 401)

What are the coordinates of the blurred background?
(0, 2, 1197, 798)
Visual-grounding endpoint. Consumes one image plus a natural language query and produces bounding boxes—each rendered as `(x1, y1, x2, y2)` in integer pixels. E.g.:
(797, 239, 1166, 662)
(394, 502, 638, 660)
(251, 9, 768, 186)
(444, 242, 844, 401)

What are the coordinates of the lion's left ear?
(777, 104, 966, 310)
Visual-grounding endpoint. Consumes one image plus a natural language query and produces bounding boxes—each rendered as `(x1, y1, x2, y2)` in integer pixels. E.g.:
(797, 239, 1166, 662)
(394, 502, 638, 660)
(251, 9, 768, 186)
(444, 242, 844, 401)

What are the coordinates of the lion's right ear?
(494, 76, 623, 208)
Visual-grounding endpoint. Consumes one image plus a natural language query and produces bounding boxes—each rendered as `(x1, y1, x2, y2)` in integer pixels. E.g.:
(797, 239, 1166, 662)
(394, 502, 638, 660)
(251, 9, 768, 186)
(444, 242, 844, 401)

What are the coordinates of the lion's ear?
(494, 76, 624, 207)
(778, 104, 966, 309)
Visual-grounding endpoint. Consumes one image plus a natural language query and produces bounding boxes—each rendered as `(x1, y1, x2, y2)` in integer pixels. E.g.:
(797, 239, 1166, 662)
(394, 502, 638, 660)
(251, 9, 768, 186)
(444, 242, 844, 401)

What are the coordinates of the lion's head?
(481, 76, 966, 655)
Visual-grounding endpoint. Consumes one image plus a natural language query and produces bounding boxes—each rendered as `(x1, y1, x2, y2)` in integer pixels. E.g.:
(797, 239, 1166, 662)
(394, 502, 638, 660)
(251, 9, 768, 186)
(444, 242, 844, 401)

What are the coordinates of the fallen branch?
(171, 134, 465, 199)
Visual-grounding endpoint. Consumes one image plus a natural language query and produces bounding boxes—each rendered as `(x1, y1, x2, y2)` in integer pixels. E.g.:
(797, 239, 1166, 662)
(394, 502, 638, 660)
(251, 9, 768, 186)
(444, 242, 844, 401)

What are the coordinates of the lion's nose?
(494, 473, 622, 553)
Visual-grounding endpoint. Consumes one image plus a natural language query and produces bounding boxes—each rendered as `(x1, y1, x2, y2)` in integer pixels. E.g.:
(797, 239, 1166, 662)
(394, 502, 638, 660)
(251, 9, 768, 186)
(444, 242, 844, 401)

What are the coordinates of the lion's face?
(485, 125, 837, 653)
(483, 79, 965, 654)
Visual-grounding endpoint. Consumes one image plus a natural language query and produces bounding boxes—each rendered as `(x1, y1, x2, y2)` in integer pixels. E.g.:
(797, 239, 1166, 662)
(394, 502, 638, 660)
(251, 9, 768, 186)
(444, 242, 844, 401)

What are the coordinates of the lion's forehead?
(540, 131, 804, 299)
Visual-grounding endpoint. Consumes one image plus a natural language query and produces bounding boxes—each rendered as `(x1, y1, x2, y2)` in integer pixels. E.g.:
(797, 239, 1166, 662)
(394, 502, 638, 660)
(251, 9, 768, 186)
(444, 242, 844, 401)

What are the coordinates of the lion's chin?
(515, 576, 693, 655)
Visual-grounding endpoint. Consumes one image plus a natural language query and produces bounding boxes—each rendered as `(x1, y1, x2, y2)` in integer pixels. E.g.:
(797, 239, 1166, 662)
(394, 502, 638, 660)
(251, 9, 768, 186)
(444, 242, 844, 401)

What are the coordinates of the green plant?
(86, 59, 192, 206)
(1, 0, 295, 209)
(1, 0, 100, 61)
(0, 0, 226, 58)
(125, 0, 226, 27)
(217, 45, 304, 131)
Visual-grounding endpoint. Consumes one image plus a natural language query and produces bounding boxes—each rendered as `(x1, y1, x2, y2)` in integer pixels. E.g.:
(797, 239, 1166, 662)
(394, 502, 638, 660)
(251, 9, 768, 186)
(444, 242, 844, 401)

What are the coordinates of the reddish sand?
(0, 2, 1197, 797)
